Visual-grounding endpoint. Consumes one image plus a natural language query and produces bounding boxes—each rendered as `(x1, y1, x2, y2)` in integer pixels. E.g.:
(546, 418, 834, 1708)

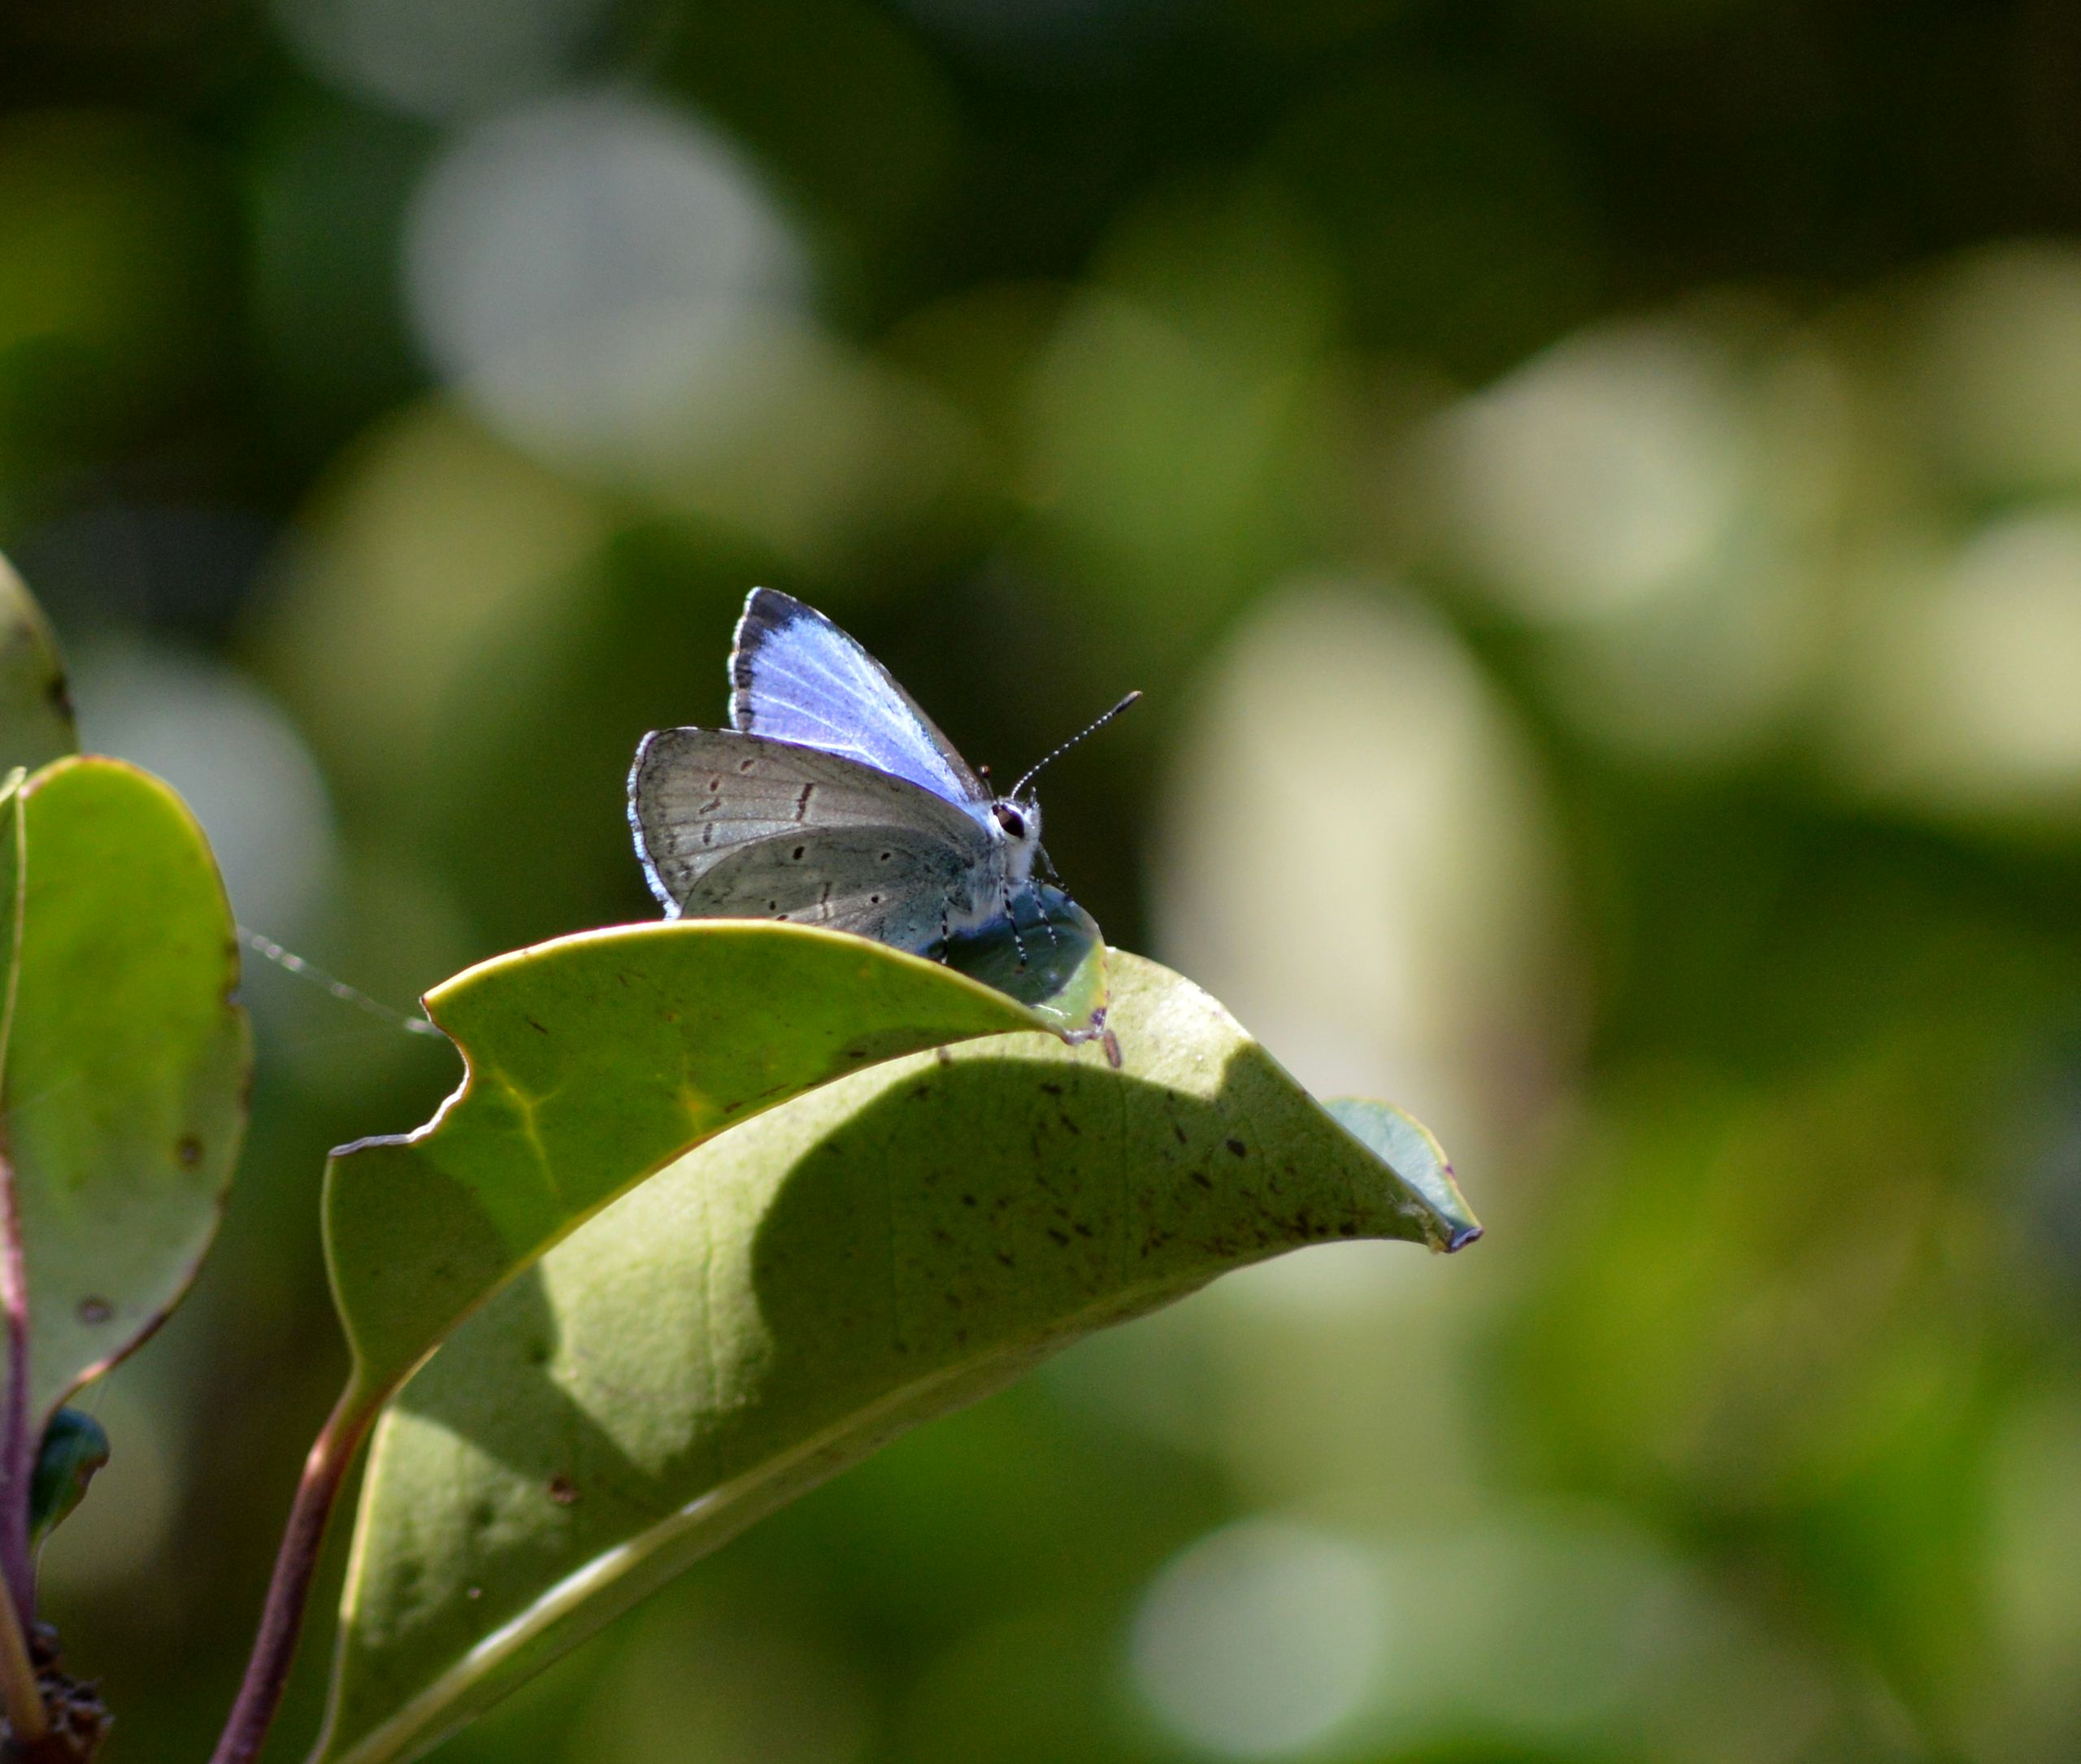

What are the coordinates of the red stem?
(0, 1136, 37, 1626)
(207, 1393, 374, 1764)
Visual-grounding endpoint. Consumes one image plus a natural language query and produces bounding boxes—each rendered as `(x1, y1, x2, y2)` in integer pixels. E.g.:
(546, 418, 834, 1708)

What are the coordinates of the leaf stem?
(0, 1137, 37, 1627)
(0, 790, 37, 1636)
(0, 782, 53, 1753)
(0, 1133, 45, 1750)
(207, 1391, 375, 1764)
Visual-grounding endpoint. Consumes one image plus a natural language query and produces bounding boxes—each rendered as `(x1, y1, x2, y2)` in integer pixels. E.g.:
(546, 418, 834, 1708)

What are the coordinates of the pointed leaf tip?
(1325, 1097, 1481, 1252)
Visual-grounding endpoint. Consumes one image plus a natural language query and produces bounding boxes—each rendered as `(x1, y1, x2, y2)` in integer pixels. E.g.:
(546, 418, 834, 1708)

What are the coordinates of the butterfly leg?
(1032, 850, 1062, 947)
(1002, 879, 1028, 973)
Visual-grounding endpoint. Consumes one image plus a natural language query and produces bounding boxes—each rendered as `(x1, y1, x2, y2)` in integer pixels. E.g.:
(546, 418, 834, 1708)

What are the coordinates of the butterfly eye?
(993, 803, 1027, 840)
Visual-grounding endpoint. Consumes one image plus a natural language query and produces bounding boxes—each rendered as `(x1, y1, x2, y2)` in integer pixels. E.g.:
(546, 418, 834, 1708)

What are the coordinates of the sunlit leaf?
(0, 758, 250, 1425)
(1323, 1098, 1481, 1252)
(312, 952, 1477, 1764)
(324, 923, 1063, 1404)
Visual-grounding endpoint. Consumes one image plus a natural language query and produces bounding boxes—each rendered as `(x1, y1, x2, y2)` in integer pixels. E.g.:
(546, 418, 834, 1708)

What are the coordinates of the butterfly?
(628, 589, 1135, 965)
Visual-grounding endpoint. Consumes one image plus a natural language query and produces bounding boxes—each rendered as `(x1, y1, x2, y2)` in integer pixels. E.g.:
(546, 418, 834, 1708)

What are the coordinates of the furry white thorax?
(991, 796, 1042, 888)
(936, 795, 1044, 938)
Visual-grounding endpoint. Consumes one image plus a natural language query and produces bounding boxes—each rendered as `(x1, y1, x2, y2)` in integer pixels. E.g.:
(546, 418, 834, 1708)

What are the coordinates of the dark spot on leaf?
(470, 1501, 496, 1529)
(961, 1193, 976, 1206)
(76, 1297, 111, 1326)
(738, 758, 755, 771)
(1226, 1139, 1247, 1158)
(1040, 1082, 1062, 1097)
(525, 1016, 548, 1035)
(176, 1136, 202, 1169)
(1172, 1123, 1188, 1145)
(792, 845, 805, 860)
(1046, 1228, 1069, 1246)
(547, 1475, 580, 1506)
(1190, 1171, 1213, 1189)
(528, 1340, 552, 1366)
(996, 1249, 1015, 1268)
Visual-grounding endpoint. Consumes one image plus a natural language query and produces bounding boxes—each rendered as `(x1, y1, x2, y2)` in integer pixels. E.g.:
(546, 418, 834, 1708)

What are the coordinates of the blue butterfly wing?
(729, 589, 989, 819)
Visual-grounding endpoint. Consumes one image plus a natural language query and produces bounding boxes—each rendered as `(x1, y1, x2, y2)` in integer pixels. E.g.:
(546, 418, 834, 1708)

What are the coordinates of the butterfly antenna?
(1010, 691, 1141, 800)
(237, 926, 445, 1039)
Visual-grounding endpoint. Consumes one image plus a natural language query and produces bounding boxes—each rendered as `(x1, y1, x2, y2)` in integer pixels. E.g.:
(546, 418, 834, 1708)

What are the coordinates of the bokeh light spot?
(1130, 1517, 1389, 1757)
(1156, 578, 1563, 1169)
(1833, 509, 2081, 818)
(404, 89, 803, 471)
(1916, 241, 2081, 496)
(68, 636, 336, 938)
(1438, 318, 1744, 620)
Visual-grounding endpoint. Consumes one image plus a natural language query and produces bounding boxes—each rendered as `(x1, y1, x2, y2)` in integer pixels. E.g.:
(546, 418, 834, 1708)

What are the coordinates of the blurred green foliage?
(7, 2, 2081, 1762)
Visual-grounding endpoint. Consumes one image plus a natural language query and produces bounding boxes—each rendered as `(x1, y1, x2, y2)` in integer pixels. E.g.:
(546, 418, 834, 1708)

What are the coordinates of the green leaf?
(28, 1407, 109, 1549)
(0, 758, 250, 1427)
(241, 919, 1093, 1764)
(324, 923, 1064, 1405)
(312, 951, 1478, 1764)
(0, 558, 76, 773)
(1323, 1098, 1481, 1252)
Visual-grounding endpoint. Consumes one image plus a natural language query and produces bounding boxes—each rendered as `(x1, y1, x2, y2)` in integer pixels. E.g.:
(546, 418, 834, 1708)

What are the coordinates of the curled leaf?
(313, 952, 1476, 1764)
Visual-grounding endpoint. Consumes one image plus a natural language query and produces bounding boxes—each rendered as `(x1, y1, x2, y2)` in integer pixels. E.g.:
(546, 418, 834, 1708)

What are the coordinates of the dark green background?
(7, 2, 2081, 1760)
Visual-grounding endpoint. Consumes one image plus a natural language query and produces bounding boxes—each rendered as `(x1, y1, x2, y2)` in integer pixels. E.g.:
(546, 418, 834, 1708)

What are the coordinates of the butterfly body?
(629, 589, 1050, 956)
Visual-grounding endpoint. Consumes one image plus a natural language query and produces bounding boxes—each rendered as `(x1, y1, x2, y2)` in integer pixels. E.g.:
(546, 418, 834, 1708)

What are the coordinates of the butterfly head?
(990, 796, 1043, 886)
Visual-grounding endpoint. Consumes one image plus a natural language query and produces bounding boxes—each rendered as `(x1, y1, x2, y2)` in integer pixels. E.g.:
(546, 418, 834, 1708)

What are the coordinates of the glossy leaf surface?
(324, 923, 1062, 1401)
(315, 952, 1477, 1764)
(0, 758, 249, 1424)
